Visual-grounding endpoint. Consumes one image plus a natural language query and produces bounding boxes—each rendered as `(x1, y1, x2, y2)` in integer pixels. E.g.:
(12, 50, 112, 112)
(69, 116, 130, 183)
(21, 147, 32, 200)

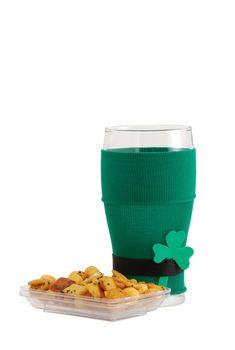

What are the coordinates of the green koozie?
(101, 148, 196, 295)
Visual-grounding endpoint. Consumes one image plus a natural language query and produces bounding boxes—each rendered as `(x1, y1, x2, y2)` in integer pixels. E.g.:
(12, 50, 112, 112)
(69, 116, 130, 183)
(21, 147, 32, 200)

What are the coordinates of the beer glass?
(101, 125, 196, 305)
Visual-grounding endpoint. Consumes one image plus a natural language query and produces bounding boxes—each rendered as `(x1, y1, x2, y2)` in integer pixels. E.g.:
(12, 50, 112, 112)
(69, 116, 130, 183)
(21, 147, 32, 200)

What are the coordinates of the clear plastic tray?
(20, 286, 170, 321)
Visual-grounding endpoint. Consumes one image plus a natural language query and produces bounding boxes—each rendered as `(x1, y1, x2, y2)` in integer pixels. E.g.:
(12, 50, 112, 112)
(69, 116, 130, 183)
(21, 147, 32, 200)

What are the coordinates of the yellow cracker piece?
(104, 288, 124, 299)
(82, 272, 103, 285)
(91, 273, 103, 282)
(113, 277, 126, 289)
(99, 276, 117, 291)
(76, 271, 87, 280)
(90, 272, 103, 279)
(68, 272, 83, 284)
(41, 275, 56, 284)
(28, 279, 45, 289)
(28, 278, 44, 286)
(145, 288, 160, 294)
(112, 270, 131, 287)
(122, 287, 139, 297)
(63, 284, 88, 296)
(133, 283, 148, 294)
(129, 279, 137, 284)
(39, 280, 50, 290)
(86, 283, 104, 298)
(84, 266, 100, 278)
(112, 270, 129, 281)
(146, 283, 165, 291)
(88, 272, 103, 282)
(28, 278, 51, 291)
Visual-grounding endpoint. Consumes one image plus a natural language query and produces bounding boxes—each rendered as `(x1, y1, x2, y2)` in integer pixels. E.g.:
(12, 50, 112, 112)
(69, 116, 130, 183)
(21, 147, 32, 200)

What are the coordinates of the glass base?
(160, 293, 185, 307)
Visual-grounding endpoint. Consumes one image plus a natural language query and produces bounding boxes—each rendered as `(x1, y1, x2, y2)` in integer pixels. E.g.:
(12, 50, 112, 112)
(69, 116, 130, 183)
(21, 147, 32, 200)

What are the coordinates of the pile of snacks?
(28, 266, 166, 299)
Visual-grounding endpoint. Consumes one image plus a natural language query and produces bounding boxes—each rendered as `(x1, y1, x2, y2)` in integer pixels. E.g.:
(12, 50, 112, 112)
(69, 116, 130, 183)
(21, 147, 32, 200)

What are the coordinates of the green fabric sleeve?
(101, 148, 196, 294)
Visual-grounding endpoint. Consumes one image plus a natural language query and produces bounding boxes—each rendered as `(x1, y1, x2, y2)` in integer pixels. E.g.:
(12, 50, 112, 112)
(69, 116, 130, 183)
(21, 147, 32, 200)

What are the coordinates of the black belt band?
(113, 254, 183, 277)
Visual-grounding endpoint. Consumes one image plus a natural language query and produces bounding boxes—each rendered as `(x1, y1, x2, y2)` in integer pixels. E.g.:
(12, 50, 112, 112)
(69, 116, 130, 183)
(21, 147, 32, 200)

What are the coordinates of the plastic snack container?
(20, 286, 170, 321)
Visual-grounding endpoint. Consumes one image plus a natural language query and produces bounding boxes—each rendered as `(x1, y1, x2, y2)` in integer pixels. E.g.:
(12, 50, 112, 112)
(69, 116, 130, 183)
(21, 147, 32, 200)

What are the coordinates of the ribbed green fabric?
(101, 148, 196, 294)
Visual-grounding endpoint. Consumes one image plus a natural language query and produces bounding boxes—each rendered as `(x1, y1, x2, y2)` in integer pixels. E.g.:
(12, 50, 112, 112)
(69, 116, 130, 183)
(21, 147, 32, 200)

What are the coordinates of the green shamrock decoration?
(152, 230, 194, 287)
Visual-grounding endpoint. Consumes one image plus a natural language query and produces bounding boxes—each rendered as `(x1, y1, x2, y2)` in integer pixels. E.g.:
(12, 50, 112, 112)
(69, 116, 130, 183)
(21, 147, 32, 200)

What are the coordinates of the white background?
(0, 1, 234, 349)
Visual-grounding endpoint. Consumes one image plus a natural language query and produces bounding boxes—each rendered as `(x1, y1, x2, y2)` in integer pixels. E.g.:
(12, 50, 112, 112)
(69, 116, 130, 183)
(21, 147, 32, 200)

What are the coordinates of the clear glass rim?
(105, 124, 192, 133)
